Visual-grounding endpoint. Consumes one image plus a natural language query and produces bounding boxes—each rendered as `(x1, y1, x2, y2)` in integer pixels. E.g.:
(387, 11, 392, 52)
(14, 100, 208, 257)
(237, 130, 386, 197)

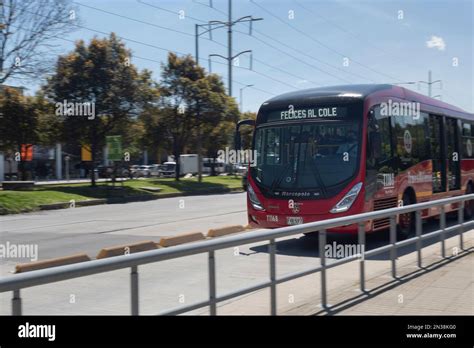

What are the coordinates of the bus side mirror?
(235, 119, 255, 150)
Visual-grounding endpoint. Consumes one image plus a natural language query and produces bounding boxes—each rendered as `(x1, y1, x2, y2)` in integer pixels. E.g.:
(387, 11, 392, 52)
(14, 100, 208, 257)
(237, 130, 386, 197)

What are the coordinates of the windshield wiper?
(269, 161, 294, 193)
(307, 157, 328, 198)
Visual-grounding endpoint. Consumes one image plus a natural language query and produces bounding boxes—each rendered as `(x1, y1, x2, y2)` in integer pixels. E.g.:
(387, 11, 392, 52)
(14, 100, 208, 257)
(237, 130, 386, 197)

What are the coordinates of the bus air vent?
(373, 197, 398, 230)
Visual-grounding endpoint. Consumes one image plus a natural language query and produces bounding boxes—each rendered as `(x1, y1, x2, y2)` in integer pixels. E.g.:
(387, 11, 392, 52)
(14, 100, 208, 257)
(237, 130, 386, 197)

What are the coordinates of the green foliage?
(43, 33, 158, 185)
(155, 53, 240, 179)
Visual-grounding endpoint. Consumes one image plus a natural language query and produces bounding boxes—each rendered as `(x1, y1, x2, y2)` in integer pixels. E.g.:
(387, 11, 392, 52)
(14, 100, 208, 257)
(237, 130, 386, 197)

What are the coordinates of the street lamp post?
(239, 84, 254, 112)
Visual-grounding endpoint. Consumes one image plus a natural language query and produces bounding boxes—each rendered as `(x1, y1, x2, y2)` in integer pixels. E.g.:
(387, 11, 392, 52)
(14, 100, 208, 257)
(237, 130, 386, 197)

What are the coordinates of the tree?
(158, 53, 238, 180)
(43, 33, 158, 186)
(0, 86, 39, 179)
(0, 0, 78, 84)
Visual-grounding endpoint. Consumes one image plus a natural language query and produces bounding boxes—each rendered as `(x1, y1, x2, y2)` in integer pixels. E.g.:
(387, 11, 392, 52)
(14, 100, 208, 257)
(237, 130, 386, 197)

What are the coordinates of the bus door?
(445, 117, 461, 191)
(429, 115, 446, 193)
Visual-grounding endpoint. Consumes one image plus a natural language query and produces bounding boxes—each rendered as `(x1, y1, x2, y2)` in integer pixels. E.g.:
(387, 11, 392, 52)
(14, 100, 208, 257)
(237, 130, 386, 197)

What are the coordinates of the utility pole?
(418, 70, 442, 98)
(208, 0, 263, 97)
(195, 20, 232, 182)
(194, 1, 262, 181)
(228, 0, 232, 96)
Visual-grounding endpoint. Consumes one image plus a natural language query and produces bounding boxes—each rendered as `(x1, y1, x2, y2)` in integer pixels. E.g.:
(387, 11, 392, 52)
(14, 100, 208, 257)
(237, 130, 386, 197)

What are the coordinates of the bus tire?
(398, 192, 415, 240)
(464, 183, 474, 220)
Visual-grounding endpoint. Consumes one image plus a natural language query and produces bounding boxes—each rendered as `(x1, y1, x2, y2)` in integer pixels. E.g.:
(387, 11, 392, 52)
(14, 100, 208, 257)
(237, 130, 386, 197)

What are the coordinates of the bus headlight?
(330, 182, 362, 214)
(248, 184, 265, 211)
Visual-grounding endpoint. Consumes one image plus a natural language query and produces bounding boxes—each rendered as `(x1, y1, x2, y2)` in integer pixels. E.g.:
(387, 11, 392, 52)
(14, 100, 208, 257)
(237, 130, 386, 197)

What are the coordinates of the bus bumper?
(248, 211, 365, 234)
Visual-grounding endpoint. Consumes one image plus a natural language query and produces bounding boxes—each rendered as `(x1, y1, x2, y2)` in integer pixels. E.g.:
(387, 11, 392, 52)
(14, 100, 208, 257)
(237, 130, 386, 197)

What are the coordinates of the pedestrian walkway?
(192, 230, 474, 315)
(312, 249, 473, 315)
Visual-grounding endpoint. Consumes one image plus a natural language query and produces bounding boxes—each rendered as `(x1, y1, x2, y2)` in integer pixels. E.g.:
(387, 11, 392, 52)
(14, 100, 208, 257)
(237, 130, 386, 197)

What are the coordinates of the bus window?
(367, 106, 394, 173)
(365, 106, 395, 199)
(392, 112, 429, 171)
(462, 122, 474, 159)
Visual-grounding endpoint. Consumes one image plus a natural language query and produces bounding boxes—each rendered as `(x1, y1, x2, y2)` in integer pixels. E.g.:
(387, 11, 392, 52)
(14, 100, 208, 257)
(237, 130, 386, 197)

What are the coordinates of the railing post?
(416, 211, 422, 268)
(319, 229, 327, 308)
(12, 289, 22, 315)
(458, 201, 464, 250)
(208, 250, 217, 316)
(269, 238, 277, 315)
(357, 222, 365, 292)
(390, 215, 397, 279)
(131, 266, 139, 316)
(440, 206, 446, 258)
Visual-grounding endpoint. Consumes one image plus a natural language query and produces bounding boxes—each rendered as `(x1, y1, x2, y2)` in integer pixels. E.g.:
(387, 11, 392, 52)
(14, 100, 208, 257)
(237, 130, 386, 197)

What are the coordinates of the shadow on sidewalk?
(310, 248, 473, 316)
(249, 214, 469, 261)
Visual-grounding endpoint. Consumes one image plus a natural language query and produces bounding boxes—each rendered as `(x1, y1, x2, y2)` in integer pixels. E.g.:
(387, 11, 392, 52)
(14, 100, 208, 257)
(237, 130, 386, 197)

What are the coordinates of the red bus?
(237, 84, 474, 238)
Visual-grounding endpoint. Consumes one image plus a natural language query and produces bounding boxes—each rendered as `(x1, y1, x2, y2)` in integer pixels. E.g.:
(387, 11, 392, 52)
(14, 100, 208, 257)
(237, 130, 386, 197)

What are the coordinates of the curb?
(39, 199, 106, 210)
(15, 253, 91, 273)
(96, 241, 158, 259)
(11, 222, 256, 273)
(159, 232, 205, 247)
(207, 225, 246, 238)
(29, 188, 244, 214)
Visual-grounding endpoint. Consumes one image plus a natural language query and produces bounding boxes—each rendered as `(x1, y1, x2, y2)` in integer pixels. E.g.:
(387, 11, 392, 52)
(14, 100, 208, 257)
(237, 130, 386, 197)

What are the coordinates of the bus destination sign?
(265, 106, 348, 122)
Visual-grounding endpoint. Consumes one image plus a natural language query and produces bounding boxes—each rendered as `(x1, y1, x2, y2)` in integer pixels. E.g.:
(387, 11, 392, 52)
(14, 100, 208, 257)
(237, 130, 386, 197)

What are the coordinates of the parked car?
(159, 162, 176, 177)
(149, 164, 162, 177)
(233, 162, 248, 175)
(202, 158, 225, 174)
(97, 165, 129, 178)
(129, 165, 141, 178)
(138, 165, 153, 177)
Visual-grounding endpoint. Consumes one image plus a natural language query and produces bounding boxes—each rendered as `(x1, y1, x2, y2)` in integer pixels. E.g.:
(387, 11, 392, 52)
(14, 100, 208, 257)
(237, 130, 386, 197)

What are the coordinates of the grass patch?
(0, 175, 243, 215)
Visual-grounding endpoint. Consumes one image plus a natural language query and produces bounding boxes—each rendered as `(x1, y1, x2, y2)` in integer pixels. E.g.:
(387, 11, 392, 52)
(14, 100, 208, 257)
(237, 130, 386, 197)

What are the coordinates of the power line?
(74, 2, 195, 37)
(10, 21, 276, 96)
(77, 1, 304, 90)
(293, 0, 393, 57)
(202, 1, 370, 83)
(138, 0, 207, 24)
(250, 0, 403, 83)
(192, 0, 228, 17)
(234, 28, 354, 84)
(5, 2, 294, 96)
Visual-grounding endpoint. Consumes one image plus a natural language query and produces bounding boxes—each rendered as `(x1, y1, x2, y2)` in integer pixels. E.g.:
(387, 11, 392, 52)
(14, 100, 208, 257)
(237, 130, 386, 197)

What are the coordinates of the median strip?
(96, 241, 157, 259)
(158, 232, 205, 247)
(15, 253, 91, 273)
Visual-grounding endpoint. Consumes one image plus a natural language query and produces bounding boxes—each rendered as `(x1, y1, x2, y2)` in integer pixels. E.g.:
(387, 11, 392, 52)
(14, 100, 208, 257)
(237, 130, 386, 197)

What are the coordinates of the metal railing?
(1, 194, 473, 316)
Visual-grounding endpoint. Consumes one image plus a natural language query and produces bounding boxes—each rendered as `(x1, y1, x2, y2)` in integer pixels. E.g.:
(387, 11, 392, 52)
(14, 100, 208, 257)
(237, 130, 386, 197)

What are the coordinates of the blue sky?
(22, 0, 474, 112)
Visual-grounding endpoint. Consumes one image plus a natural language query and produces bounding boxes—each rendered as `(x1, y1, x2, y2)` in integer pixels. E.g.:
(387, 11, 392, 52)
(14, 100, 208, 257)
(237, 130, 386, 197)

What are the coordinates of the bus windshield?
(251, 121, 360, 194)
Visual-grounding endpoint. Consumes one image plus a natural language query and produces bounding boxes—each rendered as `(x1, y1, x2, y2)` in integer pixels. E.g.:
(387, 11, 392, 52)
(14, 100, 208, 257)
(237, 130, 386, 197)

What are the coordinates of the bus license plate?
(287, 216, 303, 225)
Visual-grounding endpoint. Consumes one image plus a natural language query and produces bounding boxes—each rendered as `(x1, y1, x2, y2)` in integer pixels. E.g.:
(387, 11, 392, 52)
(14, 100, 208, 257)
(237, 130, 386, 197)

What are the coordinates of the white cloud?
(296, 79, 309, 85)
(426, 36, 446, 51)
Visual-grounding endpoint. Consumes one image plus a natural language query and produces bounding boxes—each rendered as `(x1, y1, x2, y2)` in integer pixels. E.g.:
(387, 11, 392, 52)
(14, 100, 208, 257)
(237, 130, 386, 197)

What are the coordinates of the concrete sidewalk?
(192, 230, 474, 315)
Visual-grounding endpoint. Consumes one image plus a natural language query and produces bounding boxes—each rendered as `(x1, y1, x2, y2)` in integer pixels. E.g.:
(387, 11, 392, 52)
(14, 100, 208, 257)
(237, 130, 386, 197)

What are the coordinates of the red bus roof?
(262, 84, 473, 121)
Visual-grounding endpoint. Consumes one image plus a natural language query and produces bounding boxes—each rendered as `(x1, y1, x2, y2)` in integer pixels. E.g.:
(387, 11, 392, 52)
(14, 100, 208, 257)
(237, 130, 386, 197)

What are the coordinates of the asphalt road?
(0, 192, 471, 315)
(0, 192, 248, 262)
